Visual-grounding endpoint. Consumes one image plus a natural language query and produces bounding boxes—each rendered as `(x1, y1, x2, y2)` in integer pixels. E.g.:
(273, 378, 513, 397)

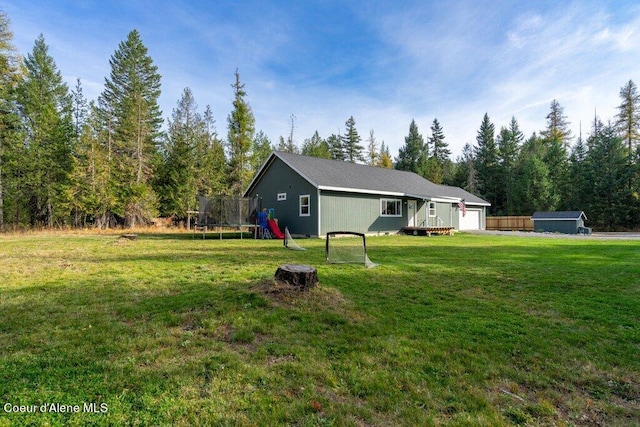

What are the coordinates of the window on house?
(428, 201, 436, 217)
(380, 199, 402, 217)
(277, 193, 287, 201)
(299, 195, 310, 216)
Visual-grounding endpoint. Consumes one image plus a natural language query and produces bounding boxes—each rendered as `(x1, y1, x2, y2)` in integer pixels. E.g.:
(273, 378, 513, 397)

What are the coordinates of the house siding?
(533, 219, 582, 234)
(320, 191, 406, 236)
(249, 157, 318, 236)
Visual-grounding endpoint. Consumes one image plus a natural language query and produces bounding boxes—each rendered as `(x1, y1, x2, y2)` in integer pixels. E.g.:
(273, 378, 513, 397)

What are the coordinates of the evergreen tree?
(15, 34, 74, 226)
(226, 68, 255, 195)
(452, 143, 477, 194)
(395, 119, 426, 173)
(566, 133, 589, 211)
(301, 131, 330, 158)
(474, 113, 500, 213)
(341, 116, 364, 163)
(497, 117, 523, 214)
(100, 29, 163, 227)
(511, 152, 555, 215)
(71, 78, 88, 137)
(0, 10, 22, 227)
(327, 133, 344, 160)
(541, 99, 572, 146)
(68, 79, 90, 226)
(543, 133, 568, 209)
(157, 87, 202, 218)
(584, 124, 629, 229)
(250, 130, 272, 173)
(615, 79, 640, 156)
(198, 105, 227, 196)
(429, 118, 451, 163)
(72, 101, 113, 227)
(425, 118, 451, 184)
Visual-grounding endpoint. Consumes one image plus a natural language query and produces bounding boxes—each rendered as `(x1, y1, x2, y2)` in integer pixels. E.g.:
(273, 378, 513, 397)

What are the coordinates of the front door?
(407, 200, 417, 227)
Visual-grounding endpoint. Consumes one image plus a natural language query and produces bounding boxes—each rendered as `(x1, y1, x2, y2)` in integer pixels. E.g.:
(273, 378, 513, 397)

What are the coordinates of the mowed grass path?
(0, 232, 638, 426)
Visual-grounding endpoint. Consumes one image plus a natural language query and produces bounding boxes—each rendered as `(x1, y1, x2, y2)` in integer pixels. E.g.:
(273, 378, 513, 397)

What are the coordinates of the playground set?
(193, 195, 287, 241)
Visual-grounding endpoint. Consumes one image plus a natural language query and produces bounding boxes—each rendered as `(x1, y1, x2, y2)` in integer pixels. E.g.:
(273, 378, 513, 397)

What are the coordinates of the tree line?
(1, 11, 639, 230)
(392, 90, 640, 230)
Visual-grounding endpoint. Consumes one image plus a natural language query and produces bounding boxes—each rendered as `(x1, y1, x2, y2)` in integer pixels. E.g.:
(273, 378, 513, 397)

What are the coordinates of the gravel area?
(464, 229, 640, 240)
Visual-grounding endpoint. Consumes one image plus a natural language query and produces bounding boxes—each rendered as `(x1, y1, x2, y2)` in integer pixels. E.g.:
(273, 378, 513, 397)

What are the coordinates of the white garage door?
(459, 209, 481, 230)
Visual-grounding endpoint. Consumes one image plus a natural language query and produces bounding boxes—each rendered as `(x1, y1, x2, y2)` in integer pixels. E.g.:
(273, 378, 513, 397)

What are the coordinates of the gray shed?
(531, 211, 590, 234)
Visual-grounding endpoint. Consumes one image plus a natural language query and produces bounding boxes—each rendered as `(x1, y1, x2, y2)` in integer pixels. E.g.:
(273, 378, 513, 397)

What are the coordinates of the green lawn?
(0, 232, 638, 426)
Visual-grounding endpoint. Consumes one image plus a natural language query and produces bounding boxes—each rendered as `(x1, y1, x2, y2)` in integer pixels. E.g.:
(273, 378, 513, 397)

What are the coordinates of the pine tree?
(326, 133, 344, 160)
(251, 130, 273, 171)
(429, 118, 451, 163)
(424, 118, 451, 184)
(301, 131, 330, 158)
(157, 87, 202, 218)
(474, 113, 499, 213)
(395, 119, 426, 173)
(0, 10, 22, 227)
(341, 116, 364, 163)
(566, 133, 589, 211)
(584, 124, 629, 229)
(226, 68, 255, 195)
(16, 34, 74, 227)
(452, 143, 477, 194)
(71, 78, 88, 137)
(198, 106, 227, 196)
(100, 29, 163, 227)
(497, 117, 523, 214)
(541, 99, 572, 147)
(615, 79, 640, 156)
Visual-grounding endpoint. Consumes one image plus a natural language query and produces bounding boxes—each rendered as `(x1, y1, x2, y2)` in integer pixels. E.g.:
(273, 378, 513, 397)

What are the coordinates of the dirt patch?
(252, 277, 369, 323)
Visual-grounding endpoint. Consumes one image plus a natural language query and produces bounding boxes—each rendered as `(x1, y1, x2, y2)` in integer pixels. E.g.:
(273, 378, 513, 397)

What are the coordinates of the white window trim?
(380, 198, 402, 217)
(277, 193, 287, 201)
(428, 201, 437, 217)
(299, 194, 310, 217)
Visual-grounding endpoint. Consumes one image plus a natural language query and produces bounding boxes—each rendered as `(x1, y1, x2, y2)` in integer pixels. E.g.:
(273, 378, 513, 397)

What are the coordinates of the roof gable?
(245, 152, 489, 205)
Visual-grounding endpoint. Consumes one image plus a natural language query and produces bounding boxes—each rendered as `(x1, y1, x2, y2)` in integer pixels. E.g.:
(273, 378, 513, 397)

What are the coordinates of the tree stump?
(274, 264, 318, 291)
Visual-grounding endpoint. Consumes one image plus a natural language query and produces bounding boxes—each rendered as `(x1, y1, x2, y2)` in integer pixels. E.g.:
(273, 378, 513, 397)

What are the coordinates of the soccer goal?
(284, 227, 306, 251)
(325, 231, 378, 268)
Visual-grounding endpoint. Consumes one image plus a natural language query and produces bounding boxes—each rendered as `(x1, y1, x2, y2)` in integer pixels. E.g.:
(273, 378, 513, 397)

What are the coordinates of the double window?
(380, 199, 402, 217)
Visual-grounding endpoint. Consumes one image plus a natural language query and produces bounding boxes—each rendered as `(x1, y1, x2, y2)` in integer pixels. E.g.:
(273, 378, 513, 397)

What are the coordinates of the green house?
(244, 151, 490, 237)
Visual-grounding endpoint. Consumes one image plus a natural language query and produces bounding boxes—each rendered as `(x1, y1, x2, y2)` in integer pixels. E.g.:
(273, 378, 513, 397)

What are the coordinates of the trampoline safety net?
(197, 196, 259, 227)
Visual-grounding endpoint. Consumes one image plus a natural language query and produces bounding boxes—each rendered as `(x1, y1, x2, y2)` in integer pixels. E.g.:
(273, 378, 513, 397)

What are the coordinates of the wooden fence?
(486, 216, 533, 231)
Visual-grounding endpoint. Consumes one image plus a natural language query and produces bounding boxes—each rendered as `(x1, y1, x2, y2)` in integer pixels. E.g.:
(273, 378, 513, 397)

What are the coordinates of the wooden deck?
(402, 226, 455, 236)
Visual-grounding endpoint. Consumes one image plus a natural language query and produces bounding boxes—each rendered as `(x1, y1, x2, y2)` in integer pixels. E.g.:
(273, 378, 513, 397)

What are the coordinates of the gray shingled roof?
(532, 211, 587, 220)
(246, 151, 489, 206)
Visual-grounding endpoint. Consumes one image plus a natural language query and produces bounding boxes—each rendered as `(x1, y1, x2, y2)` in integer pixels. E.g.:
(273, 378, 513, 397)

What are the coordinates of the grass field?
(0, 231, 638, 426)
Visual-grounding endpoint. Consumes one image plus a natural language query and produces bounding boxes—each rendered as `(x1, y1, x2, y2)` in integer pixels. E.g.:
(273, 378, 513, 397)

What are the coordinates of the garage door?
(459, 209, 481, 230)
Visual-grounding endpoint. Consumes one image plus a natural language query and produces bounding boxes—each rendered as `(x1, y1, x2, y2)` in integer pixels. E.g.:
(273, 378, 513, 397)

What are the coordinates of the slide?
(267, 219, 285, 239)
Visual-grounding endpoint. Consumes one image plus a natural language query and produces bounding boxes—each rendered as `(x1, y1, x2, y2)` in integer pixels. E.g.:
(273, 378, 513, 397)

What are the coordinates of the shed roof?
(245, 151, 490, 206)
(531, 211, 588, 220)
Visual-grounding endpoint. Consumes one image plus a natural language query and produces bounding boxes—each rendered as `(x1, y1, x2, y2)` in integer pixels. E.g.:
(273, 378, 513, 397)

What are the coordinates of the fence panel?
(486, 216, 533, 231)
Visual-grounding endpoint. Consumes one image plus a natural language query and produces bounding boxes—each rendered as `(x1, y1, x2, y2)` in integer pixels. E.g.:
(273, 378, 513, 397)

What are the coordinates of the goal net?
(284, 227, 306, 251)
(325, 231, 378, 268)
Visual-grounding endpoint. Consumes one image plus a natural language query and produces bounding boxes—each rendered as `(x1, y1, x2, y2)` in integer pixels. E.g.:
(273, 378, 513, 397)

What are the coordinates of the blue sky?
(4, 0, 640, 158)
